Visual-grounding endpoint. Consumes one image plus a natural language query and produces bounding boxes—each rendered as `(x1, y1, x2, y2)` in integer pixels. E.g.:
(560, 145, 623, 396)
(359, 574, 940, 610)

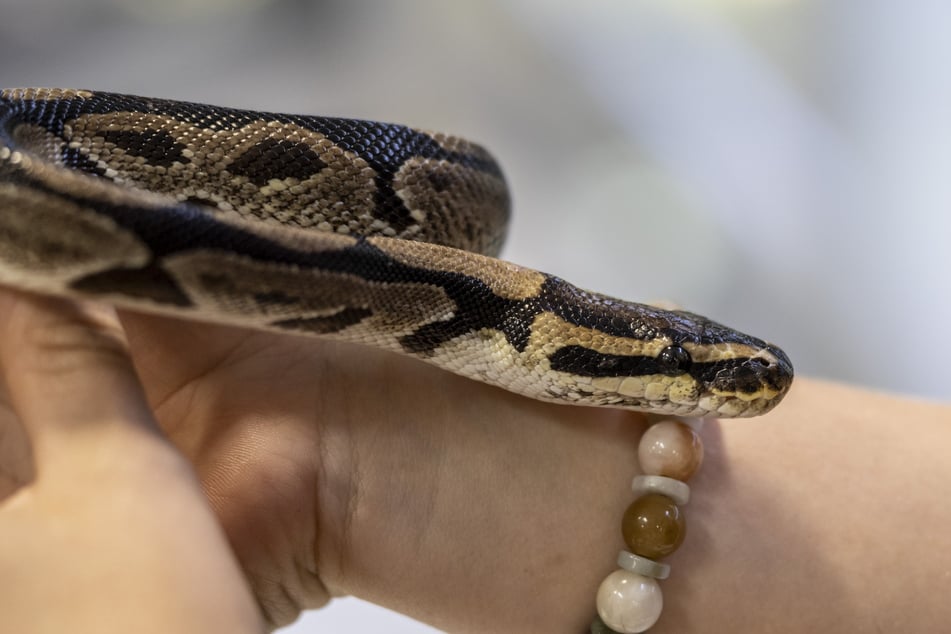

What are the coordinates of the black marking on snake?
(99, 129, 187, 168)
(427, 171, 454, 193)
(0, 93, 78, 137)
(250, 289, 301, 306)
(185, 195, 213, 207)
(275, 308, 374, 335)
(550, 346, 778, 394)
(69, 262, 193, 307)
(60, 144, 109, 178)
(226, 137, 327, 186)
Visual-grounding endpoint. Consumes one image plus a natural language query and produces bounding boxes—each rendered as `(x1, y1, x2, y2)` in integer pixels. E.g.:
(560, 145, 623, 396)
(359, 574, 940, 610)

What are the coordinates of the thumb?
(0, 287, 164, 470)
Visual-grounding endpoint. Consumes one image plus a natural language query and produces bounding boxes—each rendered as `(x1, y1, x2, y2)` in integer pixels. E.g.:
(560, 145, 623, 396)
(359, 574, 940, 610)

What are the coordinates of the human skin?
(0, 287, 948, 633)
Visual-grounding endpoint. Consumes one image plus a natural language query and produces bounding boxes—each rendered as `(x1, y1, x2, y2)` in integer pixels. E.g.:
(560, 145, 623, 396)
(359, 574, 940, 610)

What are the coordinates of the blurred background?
(1, 0, 948, 631)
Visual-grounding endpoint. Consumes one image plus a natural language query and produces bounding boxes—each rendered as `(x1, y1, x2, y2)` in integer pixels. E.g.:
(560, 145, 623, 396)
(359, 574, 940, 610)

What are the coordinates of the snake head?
(675, 315, 794, 417)
(540, 295, 794, 418)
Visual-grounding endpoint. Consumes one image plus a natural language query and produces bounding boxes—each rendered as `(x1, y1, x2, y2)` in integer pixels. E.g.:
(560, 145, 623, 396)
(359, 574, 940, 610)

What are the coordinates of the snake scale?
(0, 88, 792, 418)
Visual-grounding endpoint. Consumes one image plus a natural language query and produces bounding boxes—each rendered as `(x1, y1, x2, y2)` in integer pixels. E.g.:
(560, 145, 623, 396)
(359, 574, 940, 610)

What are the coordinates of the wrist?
(314, 342, 652, 632)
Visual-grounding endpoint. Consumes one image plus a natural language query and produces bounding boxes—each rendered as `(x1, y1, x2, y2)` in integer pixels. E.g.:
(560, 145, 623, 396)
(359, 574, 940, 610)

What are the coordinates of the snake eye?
(658, 345, 692, 376)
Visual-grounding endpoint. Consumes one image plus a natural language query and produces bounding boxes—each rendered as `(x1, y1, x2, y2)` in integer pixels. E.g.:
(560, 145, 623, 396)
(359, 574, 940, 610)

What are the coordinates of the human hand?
(0, 288, 264, 634)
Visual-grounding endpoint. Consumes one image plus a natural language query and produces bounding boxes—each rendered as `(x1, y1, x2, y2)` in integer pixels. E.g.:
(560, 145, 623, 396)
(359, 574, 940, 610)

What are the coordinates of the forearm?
(659, 379, 950, 632)
(316, 353, 951, 633)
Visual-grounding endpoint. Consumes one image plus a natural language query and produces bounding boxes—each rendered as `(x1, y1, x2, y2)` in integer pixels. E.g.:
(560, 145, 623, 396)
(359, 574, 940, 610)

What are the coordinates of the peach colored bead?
(637, 420, 703, 481)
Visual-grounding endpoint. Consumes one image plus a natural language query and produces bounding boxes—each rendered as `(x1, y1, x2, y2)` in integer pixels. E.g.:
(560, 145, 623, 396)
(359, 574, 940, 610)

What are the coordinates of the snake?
(0, 88, 792, 418)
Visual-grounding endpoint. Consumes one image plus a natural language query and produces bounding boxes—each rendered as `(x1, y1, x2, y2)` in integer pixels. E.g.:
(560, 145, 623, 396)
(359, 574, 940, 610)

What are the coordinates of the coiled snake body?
(0, 88, 792, 417)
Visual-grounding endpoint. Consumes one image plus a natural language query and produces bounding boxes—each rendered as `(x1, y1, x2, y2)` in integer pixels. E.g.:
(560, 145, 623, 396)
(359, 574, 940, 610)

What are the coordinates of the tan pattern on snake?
(0, 88, 793, 418)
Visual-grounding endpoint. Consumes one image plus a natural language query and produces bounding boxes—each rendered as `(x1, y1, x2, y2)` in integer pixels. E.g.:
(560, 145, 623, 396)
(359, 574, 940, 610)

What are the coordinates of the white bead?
(638, 420, 704, 481)
(631, 474, 690, 505)
(617, 550, 670, 580)
(596, 569, 663, 633)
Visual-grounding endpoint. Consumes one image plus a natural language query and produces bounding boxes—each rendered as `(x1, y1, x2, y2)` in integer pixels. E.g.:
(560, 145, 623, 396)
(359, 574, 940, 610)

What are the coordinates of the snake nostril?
(732, 366, 761, 393)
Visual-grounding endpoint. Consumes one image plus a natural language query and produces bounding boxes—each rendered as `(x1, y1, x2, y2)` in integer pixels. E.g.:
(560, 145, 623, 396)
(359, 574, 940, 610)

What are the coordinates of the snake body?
(0, 88, 792, 417)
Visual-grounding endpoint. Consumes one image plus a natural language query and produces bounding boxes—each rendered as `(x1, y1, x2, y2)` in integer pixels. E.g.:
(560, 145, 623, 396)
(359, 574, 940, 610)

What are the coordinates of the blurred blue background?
(2, 0, 948, 631)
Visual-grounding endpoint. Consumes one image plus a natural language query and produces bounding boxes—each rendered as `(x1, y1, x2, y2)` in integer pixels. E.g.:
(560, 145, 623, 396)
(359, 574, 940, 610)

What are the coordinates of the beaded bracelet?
(590, 418, 705, 633)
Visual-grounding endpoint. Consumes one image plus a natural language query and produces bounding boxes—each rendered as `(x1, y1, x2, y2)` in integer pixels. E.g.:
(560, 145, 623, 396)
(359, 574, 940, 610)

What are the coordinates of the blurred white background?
(2, 0, 948, 631)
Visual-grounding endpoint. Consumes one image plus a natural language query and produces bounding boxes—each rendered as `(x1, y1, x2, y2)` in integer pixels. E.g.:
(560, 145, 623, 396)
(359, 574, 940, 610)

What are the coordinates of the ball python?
(0, 88, 793, 418)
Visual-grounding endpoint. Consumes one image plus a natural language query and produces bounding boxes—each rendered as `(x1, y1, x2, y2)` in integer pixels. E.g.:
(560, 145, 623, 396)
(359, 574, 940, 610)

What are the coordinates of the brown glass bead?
(621, 493, 686, 559)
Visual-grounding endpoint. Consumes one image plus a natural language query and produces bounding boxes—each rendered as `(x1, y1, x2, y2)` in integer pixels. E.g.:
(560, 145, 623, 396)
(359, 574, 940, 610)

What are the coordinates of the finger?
(0, 287, 161, 462)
